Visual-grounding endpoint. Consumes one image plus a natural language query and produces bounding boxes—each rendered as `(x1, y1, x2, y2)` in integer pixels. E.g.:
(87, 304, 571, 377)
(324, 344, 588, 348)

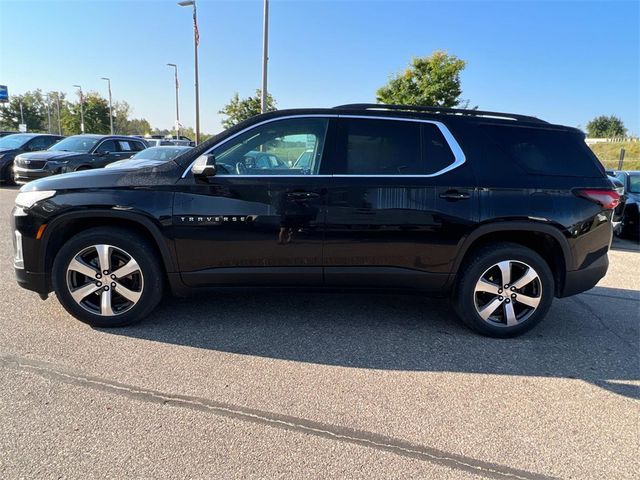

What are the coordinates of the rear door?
(172, 116, 333, 287)
(323, 116, 477, 290)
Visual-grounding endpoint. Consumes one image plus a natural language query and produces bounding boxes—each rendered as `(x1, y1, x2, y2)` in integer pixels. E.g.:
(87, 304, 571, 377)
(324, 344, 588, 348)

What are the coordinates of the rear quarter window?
(481, 124, 604, 178)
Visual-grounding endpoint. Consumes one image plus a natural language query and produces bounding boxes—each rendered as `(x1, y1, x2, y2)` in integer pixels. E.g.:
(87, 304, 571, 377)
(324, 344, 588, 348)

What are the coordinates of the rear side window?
(481, 125, 604, 177)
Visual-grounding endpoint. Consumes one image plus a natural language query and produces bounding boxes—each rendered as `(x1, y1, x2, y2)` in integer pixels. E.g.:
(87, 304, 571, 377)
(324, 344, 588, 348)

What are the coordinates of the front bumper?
(15, 267, 49, 296)
(13, 166, 56, 184)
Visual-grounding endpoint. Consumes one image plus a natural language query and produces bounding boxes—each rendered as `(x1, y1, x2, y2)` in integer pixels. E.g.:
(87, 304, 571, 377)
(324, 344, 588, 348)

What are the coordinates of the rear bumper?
(559, 253, 608, 298)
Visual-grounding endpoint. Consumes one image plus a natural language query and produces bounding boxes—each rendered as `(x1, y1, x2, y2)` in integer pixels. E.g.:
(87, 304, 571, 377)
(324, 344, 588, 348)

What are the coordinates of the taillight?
(575, 189, 620, 209)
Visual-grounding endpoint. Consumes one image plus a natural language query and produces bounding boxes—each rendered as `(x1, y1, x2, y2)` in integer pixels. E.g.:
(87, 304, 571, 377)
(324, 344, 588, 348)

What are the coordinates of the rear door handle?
(439, 190, 471, 200)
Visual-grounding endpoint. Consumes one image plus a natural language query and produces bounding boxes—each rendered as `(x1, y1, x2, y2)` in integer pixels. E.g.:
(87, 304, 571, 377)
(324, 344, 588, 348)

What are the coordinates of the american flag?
(193, 9, 199, 47)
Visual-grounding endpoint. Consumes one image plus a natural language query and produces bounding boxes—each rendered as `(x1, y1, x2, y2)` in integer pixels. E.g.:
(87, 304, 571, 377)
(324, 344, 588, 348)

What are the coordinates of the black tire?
(52, 227, 164, 327)
(452, 242, 554, 338)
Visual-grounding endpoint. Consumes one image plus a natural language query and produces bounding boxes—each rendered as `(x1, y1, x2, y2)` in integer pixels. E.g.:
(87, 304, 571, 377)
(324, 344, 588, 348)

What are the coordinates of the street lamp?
(73, 84, 85, 134)
(101, 77, 114, 134)
(55, 92, 62, 135)
(178, 0, 200, 145)
(46, 93, 52, 133)
(167, 63, 180, 140)
(261, 0, 269, 114)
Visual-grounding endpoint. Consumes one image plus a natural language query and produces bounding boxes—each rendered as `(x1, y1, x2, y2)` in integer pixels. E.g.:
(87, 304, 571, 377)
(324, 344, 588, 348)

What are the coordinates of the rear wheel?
(52, 227, 164, 327)
(453, 242, 554, 337)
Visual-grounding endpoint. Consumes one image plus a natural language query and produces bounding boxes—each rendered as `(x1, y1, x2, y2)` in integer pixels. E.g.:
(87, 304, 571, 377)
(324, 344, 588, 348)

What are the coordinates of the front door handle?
(287, 191, 320, 200)
(439, 190, 471, 200)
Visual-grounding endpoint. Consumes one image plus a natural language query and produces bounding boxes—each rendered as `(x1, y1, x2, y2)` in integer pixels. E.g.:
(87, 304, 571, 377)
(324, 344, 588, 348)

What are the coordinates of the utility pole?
(167, 63, 180, 140)
(55, 92, 62, 135)
(101, 77, 114, 134)
(46, 94, 52, 133)
(261, 0, 269, 113)
(178, 0, 200, 145)
(73, 85, 85, 134)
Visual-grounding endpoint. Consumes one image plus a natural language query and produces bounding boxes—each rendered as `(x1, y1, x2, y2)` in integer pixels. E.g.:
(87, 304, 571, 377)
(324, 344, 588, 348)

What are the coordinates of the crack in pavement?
(0, 352, 557, 480)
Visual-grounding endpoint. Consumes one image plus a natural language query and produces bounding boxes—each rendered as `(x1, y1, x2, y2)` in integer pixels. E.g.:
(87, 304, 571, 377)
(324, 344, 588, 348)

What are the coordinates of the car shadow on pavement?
(107, 284, 640, 400)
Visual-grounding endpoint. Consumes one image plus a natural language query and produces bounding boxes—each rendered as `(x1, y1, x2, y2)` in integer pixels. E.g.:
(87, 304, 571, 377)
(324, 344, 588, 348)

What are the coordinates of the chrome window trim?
(181, 113, 466, 179)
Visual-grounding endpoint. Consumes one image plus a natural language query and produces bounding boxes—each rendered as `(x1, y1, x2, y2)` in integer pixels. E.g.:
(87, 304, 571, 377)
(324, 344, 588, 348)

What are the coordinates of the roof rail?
(333, 103, 547, 124)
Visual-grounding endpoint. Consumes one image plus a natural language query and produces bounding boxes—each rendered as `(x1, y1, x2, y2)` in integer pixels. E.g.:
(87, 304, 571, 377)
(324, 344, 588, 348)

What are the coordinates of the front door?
(172, 116, 333, 287)
(323, 116, 477, 291)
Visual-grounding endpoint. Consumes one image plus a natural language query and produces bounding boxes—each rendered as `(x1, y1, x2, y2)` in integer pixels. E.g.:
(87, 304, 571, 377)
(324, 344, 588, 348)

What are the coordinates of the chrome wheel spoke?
(68, 257, 98, 278)
(515, 293, 540, 309)
(503, 301, 517, 326)
(497, 261, 512, 286)
(70, 282, 100, 303)
(100, 289, 114, 316)
(95, 244, 111, 273)
(111, 258, 140, 279)
(478, 297, 503, 320)
(512, 268, 538, 290)
(114, 282, 142, 303)
(475, 278, 501, 295)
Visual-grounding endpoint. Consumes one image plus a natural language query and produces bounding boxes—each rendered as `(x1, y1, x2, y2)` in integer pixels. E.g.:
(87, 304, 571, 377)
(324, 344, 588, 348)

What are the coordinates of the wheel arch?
(453, 222, 573, 297)
(41, 210, 178, 281)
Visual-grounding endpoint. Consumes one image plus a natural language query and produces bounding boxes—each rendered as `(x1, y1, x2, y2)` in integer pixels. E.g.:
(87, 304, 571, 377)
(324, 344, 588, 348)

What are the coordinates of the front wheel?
(453, 243, 554, 338)
(52, 227, 164, 327)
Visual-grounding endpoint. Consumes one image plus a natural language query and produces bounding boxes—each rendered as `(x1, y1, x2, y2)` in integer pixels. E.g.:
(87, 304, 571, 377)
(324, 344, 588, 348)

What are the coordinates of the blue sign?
(0, 85, 8, 102)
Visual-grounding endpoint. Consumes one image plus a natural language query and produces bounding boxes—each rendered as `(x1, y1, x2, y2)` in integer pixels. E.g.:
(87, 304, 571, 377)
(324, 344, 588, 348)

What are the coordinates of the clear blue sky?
(1, 0, 638, 135)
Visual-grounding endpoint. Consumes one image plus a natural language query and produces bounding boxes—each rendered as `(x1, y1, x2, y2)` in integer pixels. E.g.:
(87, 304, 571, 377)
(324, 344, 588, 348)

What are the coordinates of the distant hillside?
(588, 142, 640, 170)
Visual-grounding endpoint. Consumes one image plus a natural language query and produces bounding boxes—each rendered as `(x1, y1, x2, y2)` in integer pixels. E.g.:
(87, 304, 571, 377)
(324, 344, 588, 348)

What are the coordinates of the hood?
(17, 150, 87, 161)
(105, 158, 167, 170)
(20, 160, 181, 192)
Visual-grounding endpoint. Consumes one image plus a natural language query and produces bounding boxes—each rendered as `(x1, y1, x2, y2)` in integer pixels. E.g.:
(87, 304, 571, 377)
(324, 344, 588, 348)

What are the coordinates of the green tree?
(112, 101, 151, 135)
(585, 115, 627, 138)
(0, 89, 48, 131)
(218, 89, 276, 129)
(376, 51, 469, 107)
(61, 92, 110, 135)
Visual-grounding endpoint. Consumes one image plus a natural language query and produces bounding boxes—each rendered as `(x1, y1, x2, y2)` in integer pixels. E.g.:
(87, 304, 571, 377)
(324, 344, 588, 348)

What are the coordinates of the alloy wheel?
(473, 260, 542, 327)
(66, 244, 144, 316)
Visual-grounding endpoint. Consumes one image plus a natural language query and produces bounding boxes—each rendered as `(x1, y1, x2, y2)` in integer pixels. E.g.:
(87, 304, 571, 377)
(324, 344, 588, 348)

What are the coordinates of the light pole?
(261, 0, 269, 114)
(178, 0, 200, 145)
(73, 84, 85, 134)
(167, 63, 180, 140)
(55, 92, 62, 135)
(46, 94, 52, 133)
(101, 77, 114, 134)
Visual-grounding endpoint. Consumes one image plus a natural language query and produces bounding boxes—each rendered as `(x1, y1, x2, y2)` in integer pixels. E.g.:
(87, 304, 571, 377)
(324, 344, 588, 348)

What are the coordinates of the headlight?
(15, 190, 56, 209)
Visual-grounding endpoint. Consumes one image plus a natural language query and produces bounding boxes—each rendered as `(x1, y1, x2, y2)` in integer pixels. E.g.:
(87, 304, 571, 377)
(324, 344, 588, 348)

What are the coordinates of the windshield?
(0, 134, 33, 149)
(49, 136, 100, 153)
(130, 146, 191, 161)
(628, 174, 640, 194)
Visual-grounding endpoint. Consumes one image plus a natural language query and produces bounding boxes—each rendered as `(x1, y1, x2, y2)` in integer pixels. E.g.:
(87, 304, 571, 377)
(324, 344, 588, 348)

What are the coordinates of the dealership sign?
(0, 85, 8, 103)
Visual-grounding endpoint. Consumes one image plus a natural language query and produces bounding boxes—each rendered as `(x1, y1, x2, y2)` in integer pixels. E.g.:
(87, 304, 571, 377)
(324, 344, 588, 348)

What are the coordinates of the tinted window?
(26, 136, 56, 151)
(422, 124, 456, 174)
(95, 140, 117, 154)
(482, 125, 604, 177)
(131, 141, 146, 151)
(118, 140, 134, 152)
(49, 136, 100, 153)
(343, 119, 421, 175)
(212, 117, 328, 176)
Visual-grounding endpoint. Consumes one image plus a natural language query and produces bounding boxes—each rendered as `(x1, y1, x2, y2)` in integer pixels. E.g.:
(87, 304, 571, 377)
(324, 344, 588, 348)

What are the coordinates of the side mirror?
(192, 154, 217, 180)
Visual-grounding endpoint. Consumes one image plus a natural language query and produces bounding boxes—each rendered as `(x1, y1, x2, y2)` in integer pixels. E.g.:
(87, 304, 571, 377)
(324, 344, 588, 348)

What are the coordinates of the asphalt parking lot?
(0, 187, 638, 479)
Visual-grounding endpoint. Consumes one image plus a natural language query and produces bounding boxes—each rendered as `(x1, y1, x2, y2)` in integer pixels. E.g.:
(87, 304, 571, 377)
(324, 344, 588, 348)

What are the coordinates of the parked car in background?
(607, 174, 626, 236)
(11, 104, 620, 337)
(13, 134, 148, 184)
(144, 139, 177, 147)
(0, 133, 64, 184)
(608, 170, 640, 238)
(105, 145, 192, 169)
(0, 130, 19, 138)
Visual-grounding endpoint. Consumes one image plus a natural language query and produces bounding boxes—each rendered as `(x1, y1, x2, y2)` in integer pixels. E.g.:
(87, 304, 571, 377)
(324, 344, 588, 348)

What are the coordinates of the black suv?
(13, 134, 148, 184)
(0, 133, 64, 184)
(11, 105, 619, 337)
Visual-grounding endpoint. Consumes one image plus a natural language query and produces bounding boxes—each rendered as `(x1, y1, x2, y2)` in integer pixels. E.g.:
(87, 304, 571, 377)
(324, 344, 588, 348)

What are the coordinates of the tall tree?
(218, 89, 276, 129)
(61, 92, 110, 135)
(376, 51, 468, 107)
(0, 89, 48, 131)
(585, 115, 627, 138)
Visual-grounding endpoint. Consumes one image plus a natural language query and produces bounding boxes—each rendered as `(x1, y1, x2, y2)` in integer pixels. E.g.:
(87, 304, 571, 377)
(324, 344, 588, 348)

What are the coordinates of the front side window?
(95, 140, 117, 154)
(211, 117, 328, 176)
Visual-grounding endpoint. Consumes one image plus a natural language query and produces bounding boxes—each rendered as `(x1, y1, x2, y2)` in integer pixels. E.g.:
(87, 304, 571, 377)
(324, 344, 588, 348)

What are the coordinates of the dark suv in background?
(11, 104, 618, 337)
(13, 134, 148, 184)
(0, 133, 64, 184)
